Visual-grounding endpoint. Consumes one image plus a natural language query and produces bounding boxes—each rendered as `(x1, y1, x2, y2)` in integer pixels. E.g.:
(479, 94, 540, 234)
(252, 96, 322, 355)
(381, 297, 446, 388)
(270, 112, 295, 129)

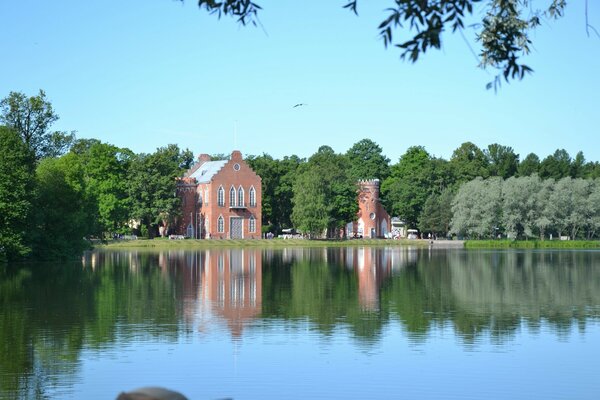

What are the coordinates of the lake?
(1, 247, 599, 399)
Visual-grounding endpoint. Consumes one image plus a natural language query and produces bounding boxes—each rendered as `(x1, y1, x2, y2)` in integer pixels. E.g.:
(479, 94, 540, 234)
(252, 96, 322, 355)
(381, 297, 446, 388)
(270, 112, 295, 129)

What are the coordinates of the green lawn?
(465, 239, 600, 249)
(98, 237, 435, 249)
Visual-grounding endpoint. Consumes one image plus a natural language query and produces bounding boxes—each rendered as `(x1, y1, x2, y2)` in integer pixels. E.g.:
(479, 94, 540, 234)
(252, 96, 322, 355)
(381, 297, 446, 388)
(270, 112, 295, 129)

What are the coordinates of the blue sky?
(1, 1, 599, 163)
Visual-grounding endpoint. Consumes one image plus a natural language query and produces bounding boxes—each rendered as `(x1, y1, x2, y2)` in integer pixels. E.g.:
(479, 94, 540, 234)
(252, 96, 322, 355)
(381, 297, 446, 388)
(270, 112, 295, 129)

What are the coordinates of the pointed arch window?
(217, 215, 225, 233)
(238, 186, 244, 207)
(217, 186, 225, 207)
(229, 186, 236, 207)
(249, 215, 256, 233)
(249, 186, 256, 207)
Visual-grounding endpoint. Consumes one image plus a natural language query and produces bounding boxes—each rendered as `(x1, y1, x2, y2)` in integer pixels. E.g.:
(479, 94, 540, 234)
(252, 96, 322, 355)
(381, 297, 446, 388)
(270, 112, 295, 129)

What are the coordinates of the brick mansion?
(176, 150, 262, 239)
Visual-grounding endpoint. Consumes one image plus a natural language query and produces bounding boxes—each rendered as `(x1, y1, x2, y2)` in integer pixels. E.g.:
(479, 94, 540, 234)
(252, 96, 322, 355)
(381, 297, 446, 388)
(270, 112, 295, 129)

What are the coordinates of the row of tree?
(450, 176, 600, 240)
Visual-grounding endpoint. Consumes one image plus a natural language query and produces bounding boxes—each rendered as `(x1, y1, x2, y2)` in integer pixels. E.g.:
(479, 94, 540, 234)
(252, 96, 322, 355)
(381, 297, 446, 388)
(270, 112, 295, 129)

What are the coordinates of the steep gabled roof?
(188, 160, 228, 183)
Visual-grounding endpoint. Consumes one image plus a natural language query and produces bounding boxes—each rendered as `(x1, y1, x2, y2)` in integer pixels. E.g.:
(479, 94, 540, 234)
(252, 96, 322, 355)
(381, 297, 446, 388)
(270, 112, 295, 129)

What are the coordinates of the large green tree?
(0, 127, 35, 261)
(345, 138, 391, 182)
(518, 152, 540, 176)
(485, 143, 519, 179)
(247, 153, 304, 233)
(186, 0, 568, 87)
(30, 155, 91, 258)
(449, 141, 489, 183)
(539, 149, 571, 179)
(291, 146, 357, 238)
(0, 90, 74, 160)
(382, 146, 447, 227)
(127, 145, 193, 237)
(71, 140, 134, 236)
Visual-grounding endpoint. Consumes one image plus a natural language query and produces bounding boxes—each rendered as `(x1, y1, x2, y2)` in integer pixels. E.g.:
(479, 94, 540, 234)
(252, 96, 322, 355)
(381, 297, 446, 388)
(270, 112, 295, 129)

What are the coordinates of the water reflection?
(1, 248, 600, 399)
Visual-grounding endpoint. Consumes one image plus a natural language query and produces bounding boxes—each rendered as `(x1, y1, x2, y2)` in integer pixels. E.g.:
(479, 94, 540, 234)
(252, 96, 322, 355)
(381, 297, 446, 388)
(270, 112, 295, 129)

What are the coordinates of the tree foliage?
(451, 175, 600, 240)
(30, 156, 91, 258)
(72, 140, 134, 236)
(291, 146, 357, 238)
(0, 90, 74, 160)
(127, 144, 193, 237)
(383, 146, 452, 227)
(485, 143, 518, 178)
(247, 153, 304, 232)
(0, 127, 35, 260)
(346, 138, 391, 182)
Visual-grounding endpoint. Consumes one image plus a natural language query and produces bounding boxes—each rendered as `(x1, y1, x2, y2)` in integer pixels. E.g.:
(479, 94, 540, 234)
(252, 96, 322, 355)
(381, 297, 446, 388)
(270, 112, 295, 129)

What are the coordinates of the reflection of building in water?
(201, 249, 262, 337)
(342, 247, 418, 311)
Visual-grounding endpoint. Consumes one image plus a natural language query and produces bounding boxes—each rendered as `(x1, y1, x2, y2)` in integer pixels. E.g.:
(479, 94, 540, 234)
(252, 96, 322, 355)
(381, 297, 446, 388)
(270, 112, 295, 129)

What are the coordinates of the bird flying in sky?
(293, 103, 307, 108)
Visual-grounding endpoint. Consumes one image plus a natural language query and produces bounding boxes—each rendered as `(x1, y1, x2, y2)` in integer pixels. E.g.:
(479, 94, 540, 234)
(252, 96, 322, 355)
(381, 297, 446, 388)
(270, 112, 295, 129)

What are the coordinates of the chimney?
(197, 154, 211, 164)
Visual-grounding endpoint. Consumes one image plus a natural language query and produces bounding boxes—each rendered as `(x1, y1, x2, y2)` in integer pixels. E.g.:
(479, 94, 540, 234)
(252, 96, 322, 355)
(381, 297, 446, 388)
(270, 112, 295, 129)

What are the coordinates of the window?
(217, 186, 224, 206)
(197, 192, 202, 206)
(249, 216, 256, 233)
(204, 188, 209, 205)
(217, 215, 224, 233)
(249, 186, 256, 207)
(229, 186, 236, 207)
(238, 186, 244, 207)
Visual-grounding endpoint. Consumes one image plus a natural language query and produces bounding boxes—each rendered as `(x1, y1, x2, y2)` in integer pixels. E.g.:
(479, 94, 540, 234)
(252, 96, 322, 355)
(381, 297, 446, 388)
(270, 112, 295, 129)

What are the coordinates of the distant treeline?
(2, 90, 599, 260)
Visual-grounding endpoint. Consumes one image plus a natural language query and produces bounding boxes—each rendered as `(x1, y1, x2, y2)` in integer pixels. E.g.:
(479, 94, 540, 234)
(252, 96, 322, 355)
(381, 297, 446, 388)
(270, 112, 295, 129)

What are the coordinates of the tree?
(72, 140, 134, 236)
(418, 187, 454, 236)
(0, 126, 35, 261)
(291, 171, 329, 238)
(539, 149, 571, 180)
(247, 153, 304, 233)
(450, 177, 503, 238)
(186, 0, 568, 88)
(127, 145, 193, 237)
(449, 142, 489, 183)
(382, 146, 443, 227)
(30, 155, 91, 258)
(0, 90, 74, 160)
(485, 143, 518, 179)
(518, 153, 540, 176)
(291, 146, 357, 238)
(345, 138, 391, 182)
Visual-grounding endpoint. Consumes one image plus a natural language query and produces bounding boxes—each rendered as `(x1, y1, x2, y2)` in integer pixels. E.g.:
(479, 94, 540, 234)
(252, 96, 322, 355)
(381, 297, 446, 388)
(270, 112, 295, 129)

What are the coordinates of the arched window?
(238, 185, 244, 207)
(249, 215, 256, 233)
(217, 215, 225, 233)
(217, 186, 224, 206)
(197, 192, 203, 206)
(229, 186, 236, 207)
(249, 186, 256, 207)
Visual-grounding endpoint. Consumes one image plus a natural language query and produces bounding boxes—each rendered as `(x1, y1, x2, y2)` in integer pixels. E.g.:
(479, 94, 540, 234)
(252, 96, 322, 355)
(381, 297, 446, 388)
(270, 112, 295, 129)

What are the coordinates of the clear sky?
(1, 1, 599, 163)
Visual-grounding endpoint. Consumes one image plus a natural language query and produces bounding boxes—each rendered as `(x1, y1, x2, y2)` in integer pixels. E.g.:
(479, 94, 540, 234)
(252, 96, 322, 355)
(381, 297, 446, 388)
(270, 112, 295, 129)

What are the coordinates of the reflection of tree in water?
(0, 252, 180, 399)
(383, 250, 600, 344)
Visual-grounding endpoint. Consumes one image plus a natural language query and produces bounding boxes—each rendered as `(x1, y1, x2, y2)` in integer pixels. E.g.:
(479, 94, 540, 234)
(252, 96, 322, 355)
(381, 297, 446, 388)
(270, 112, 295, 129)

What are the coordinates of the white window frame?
(217, 215, 225, 233)
(217, 186, 225, 207)
(249, 215, 256, 233)
(229, 186, 236, 207)
(238, 185, 244, 207)
(249, 186, 256, 207)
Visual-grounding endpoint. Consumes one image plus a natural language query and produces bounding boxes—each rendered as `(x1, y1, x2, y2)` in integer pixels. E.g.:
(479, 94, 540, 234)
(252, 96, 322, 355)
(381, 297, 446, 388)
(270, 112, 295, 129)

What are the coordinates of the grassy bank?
(97, 238, 437, 249)
(465, 240, 600, 249)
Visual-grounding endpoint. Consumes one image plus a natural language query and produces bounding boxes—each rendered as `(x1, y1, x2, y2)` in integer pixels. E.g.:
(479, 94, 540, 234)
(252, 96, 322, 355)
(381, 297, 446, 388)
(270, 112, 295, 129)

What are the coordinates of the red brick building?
(176, 150, 262, 239)
(346, 179, 391, 238)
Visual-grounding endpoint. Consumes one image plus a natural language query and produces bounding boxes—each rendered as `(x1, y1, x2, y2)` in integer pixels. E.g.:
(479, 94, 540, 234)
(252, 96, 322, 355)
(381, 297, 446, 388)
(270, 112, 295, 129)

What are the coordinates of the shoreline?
(96, 238, 600, 250)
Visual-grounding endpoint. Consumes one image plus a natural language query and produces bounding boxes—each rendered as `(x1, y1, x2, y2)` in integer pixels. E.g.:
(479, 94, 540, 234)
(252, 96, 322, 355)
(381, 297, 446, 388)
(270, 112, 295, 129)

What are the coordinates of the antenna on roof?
(233, 120, 238, 149)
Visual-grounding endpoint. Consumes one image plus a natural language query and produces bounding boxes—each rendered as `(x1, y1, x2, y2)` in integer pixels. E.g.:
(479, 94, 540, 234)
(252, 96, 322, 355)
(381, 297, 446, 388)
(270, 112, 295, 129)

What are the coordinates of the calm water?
(1, 247, 600, 399)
